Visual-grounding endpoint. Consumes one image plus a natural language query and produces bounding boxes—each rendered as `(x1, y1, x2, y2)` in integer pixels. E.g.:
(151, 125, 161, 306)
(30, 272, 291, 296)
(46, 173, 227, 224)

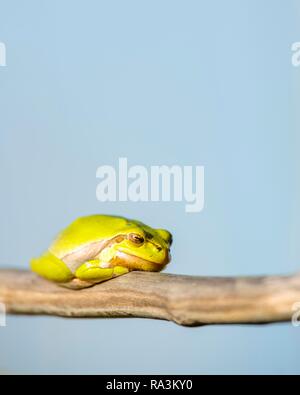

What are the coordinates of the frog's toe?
(59, 278, 98, 290)
(113, 266, 129, 276)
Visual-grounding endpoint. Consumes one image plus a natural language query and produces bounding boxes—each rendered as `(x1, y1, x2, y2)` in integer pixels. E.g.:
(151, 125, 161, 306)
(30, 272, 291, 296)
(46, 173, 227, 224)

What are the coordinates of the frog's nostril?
(157, 246, 162, 252)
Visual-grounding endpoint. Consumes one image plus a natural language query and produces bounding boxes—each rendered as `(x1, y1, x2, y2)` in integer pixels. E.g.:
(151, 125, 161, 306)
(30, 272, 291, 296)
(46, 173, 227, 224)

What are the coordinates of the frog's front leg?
(62, 260, 129, 289)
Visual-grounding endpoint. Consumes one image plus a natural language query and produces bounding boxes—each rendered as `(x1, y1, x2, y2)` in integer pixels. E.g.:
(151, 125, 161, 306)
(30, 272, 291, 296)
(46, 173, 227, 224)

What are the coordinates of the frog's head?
(110, 222, 172, 272)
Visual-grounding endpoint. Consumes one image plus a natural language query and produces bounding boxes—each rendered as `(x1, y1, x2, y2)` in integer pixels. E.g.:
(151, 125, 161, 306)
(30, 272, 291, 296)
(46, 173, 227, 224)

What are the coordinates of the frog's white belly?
(53, 240, 107, 273)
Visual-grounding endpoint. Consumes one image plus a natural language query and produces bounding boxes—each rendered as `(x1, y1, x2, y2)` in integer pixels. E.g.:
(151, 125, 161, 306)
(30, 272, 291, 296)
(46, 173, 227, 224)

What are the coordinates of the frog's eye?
(128, 233, 145, 246)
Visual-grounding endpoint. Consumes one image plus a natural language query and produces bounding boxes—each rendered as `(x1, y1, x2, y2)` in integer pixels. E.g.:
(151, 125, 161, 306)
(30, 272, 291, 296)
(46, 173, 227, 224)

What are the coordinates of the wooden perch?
(0, 269, 300, 326)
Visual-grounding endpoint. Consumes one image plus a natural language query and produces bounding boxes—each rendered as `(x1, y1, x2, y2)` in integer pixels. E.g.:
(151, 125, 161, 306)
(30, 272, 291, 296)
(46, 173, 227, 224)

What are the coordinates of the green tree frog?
(30, 215, 172, 289)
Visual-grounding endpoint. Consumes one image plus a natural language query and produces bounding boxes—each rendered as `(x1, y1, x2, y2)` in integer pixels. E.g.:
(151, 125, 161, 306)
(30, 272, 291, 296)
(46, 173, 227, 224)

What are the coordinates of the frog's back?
(50, 215, 129, 257)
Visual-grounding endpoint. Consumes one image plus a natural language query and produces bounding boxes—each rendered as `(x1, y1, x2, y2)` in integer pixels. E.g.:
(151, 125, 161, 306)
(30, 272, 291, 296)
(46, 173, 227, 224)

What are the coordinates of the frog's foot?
(60, 261, 130, 290)
(59, 278, 100, 290)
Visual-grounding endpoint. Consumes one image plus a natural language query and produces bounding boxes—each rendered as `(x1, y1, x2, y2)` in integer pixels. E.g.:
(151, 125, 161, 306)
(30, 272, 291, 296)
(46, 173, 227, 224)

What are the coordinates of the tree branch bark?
(0, 269, 300, 326)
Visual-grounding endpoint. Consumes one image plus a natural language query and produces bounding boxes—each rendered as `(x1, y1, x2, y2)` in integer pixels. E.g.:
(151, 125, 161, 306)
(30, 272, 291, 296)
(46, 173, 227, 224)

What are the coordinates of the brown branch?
(0, 269, 300, 326)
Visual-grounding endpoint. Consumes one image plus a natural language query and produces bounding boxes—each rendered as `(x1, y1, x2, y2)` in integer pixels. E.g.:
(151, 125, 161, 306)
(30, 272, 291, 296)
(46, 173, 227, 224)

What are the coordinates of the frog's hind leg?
(30, 251, 74, 283)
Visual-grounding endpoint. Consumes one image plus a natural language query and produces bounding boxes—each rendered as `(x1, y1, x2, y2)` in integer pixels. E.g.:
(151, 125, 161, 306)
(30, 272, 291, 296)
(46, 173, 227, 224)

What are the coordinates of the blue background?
(0, 0, 300, 374)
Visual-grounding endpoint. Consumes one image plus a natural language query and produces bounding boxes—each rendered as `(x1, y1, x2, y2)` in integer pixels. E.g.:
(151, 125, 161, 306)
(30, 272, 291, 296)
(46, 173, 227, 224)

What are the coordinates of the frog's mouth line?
(111, 250, 170, 272)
